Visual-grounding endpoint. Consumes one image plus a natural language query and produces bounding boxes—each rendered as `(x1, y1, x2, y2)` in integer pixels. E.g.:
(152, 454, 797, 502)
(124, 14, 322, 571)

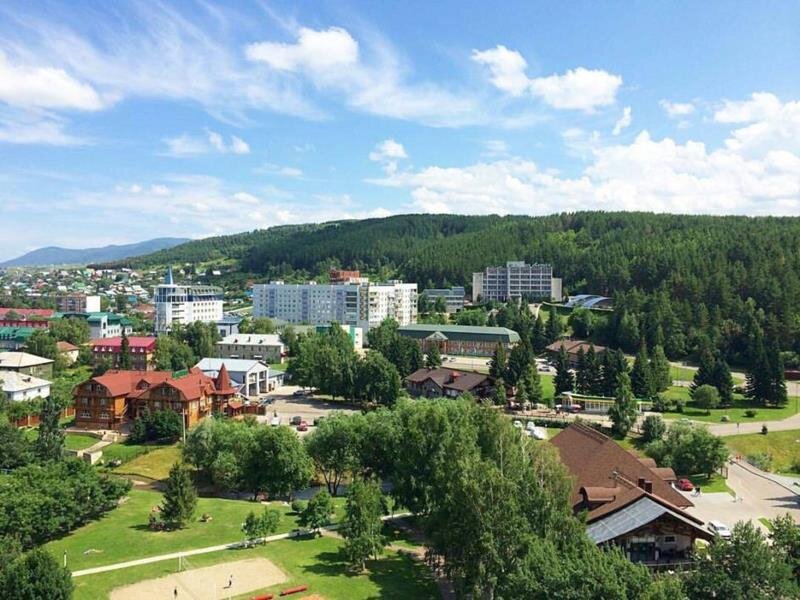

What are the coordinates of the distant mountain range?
(0, 238, 191, 268)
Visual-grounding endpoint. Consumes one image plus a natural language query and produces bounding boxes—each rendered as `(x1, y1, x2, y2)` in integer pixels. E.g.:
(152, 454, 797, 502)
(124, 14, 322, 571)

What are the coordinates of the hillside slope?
(1, 237, 190, 267)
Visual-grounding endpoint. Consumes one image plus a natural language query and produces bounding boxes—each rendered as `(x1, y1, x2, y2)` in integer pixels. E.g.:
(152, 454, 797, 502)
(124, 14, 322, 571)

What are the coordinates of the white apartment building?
(153, 268, 224, 333)
(472, 261, 562, 303)
(252, 280, 417, 331)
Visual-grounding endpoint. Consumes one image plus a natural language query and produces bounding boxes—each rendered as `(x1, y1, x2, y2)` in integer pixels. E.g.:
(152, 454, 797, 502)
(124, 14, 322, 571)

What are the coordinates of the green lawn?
(688, 473, 733, 495)
(541, 373, 555, 400)
(725, 429, 800, 474)
(45, 488, 312, 572)
(112, 445, 183, 480)
(669, 365, 697, 383)
(660, 389, 800, 424)
(71, 535, 437, 600)
(23, 430, 99, 452)
(100, 441, 172, 466)
(269, 362, 288, 372)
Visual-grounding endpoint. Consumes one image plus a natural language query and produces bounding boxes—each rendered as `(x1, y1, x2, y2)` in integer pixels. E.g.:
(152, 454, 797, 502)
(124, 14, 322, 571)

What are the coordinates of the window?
(80, 411, 91, 419)
(663, 536, 676, 543)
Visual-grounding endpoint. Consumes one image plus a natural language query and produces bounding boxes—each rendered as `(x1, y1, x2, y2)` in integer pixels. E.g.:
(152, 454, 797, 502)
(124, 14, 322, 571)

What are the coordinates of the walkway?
(707, 411, 800, 436)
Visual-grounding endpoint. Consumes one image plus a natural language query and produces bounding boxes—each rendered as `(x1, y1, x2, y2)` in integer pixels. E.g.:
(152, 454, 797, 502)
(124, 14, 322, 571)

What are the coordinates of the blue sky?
(1, 1, 799, 260)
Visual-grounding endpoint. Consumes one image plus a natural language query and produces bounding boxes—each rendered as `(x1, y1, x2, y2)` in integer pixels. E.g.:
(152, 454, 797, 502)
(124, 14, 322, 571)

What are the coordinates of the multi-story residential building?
(153, 268, 224, 333)
(73, 367, 237, 430)
(58, 312, 133, 339)
(252, 280, 417, 331)
(0, 351, 54, 379)
(472, 261, 562, 303)
(217, 333, 285, 363)
(56, 294, 101, 313)
(0, 307, 53, 329)
(420, 287, 466, 313)
(91, 336, 157, 370)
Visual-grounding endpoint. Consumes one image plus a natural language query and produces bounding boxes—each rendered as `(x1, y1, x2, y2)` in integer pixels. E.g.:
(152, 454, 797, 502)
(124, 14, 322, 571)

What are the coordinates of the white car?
(707, 520, 732, 540)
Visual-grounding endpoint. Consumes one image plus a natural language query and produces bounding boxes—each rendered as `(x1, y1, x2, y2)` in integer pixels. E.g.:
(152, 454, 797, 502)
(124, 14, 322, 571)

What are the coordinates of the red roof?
(0, 307, 54, 319)
(85, 370, 173, 397)
(57, 341, 79, 352)
(214, 363, 237, 396)
(91, 336, 157, 353)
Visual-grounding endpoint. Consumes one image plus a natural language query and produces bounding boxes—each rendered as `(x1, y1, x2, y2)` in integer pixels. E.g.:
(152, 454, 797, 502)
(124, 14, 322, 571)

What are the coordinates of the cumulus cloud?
(660, 100, 695, 118)
(472, 45, 622, 112)
(369, 138, 407, 161)
(612, 106, 632, 135)
(714, 93, 800, 155)
(369, 94, 800, 217)
(245, 27, 359, 74)
(163, 130, 250, 157)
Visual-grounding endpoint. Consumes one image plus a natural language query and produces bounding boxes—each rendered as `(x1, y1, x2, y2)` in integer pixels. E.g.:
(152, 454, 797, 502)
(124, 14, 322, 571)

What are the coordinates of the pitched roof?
(0, 351, 54, 368)
(406, 367, 491, 392)
(56, 341, 79, 352)
(214, 363, 237, 396)
(88, 370, 173, 397)
(550, 423, 692, 510)
(0, 308, 54, 319)
(545, 339, 607, 355)
(398, 324, 520, 344)
(219, 333, 283, 346)
(90, 336, 157, 351)
(195, 357, 267, 373)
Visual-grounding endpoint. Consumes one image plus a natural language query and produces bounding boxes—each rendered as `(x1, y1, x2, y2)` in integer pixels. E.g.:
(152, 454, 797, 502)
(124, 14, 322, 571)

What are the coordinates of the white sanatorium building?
(252, 280, 417, 331)
(153, 268, 224, 333)
(472, 261, 562, 303)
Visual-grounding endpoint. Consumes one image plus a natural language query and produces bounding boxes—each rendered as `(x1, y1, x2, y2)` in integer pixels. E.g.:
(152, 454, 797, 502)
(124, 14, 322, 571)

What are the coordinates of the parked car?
(270, 416, 281, 427)
(707, 520, 732, 540)
(297, 421, 309, 432)
(292, 390, 307, 397)
(676, 478, 694, 491)
(290, 416, 302, 426)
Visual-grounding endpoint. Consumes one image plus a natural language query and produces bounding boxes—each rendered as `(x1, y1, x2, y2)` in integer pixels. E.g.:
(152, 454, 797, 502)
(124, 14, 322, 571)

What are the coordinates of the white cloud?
(713, 92, 782, 123)
(470, 46, 530, 96)
(258, 163, 304, 177)
(714, 93, 800, 155)
(612, 106, 632, 135)
(472, 45, 622, 112)
(0, 107, 88, 145)
(246, 25, 480, 127)
(660, 100, 695, 118)
(245, 27, 359, 74)
(529, 68, 622, 112)
(163, 130, 250, 157)
(369, 94, 800, 217)
(483, 140, 509, 157)
(0, 52, 108, 111)
(369, 139, 407, 161)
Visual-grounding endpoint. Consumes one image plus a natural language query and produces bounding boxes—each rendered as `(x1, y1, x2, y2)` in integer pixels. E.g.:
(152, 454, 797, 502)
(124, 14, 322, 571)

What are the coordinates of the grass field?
(45, 488, 314, 572)
(112, 445, 182, 480)
(541, 373, 555, 400)
(23, 429, 99, 451)
(269, 362, 288, 372)
(660, 389, 800, 424)
(725, 429, 800, 474)
(71, 535, 437, 600)
(100, 441, 173, 466)
(687, 473, 733, 495)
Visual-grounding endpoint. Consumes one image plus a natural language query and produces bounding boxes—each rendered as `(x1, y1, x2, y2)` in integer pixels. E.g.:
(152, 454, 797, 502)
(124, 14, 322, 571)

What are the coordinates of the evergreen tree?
(119, 330, 132, 370)
(630, 345, 656, 399)
(425, 344, 442, 369)
(160, 462, 197, 529)
(506, 342, 533, 386)
(574, 347, 590, 394)
(492, 378, 507, 406)
(601, 349, 629, 398)
(608, 372, 638, 437)
(489, 343, 507, 379)
(531, 313, 548, 354)
(585, 345, 604, 395)
(691, 348, 716, 396)
(553, 347, 574, 395)
(545, 305, 563, 343)
(766, 338, 788, 407)
(650, 344, 672, 392)
(522, 364, 544, 407)
(711, 356, 734, 406)
(516, 384, 529, 410)
(35, 395, 64, 462)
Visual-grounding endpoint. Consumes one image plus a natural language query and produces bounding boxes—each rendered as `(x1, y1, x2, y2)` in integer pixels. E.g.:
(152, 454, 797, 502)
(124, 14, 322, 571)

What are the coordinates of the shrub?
(747, 452, 772, 471)
(720, 415, 730, 422)
(762, 424, 769, 435)
(744, 409, 758, 418)
(291, 499, 307, 514)
(641, 415, 666, 443)
(130, 410, 182, 443)
(674, 399, 685, 413)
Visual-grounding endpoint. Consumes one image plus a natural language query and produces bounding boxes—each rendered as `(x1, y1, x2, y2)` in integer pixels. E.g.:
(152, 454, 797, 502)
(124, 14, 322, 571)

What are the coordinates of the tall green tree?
(631, 345, 656, 398)
(356, 352, 401, 407)
(650, 344, 672, 392)
(694, 384, 720, 414)
(35, 395, 64, 462)
(608, 372, 637, 437)
(553, 347, 574, 395)
(545, 305, 563, 343)
(585, 345, 604, 395)
(241, 507, 280, 544)
(489, 343, 507, 380)
(691, 348, 716, 396)
(574, 347, 590, 394)
(341, 478, 386, 571)
(601, 349, 629, 398)
(711, 357, 734, 405)
(301, 490, 335, 535)
(160, 462, 197, 529)
(0, 547, 73, 600)
(531, 313, 548, 354)
(506, 342, 533, 386)
(304, 413, 364, 496)
(243, 426, 313, 500)
(425, 344, 442, 369)
(119, 330, 132, 370)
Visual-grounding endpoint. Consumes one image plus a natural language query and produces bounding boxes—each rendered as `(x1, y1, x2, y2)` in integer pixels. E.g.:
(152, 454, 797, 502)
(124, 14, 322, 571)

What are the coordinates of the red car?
(296, 421, 309, 432)
(676, 478, 694, 491)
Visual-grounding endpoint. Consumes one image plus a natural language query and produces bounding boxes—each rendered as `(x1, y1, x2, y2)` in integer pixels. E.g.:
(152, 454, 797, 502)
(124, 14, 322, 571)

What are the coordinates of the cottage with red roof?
(91, 336, 157, 371)
(550, 424, 711, 566)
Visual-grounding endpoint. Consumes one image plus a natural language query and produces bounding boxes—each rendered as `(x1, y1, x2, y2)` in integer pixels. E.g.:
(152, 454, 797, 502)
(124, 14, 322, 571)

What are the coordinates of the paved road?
(683, 461, 800, 533)
(707, 411, 800, 436)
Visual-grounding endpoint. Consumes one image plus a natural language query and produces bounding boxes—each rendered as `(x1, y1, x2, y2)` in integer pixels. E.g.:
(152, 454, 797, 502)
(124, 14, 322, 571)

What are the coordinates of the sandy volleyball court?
(110, 557, 287, 600)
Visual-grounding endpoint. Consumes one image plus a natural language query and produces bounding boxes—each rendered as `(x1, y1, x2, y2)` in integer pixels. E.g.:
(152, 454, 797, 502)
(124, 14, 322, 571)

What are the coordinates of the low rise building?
(0, 326, 35, 350)
(216, 315, 242, 338)
(405, 367, 494, 399)
(0, 307, 53, 329)
(420, 287, 466, 313)
(0, 371, 51, 401)
(195, 357, 282, 396)
(545, 340, 607, 367)
(0, 351, 54, 379)
(551, 424, 711, 566)
(397, 324, 520, 356)
(56, 341, 80, 364)
(217, 334, 285, 363)
(58, 312, 133, 339)
(73, 367, 237, 430)
(91, 336, 157, 370)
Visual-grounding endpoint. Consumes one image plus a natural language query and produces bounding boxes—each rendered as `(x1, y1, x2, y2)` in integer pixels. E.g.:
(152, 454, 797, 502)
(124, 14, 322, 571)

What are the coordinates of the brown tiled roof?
(638, 457, 657, 468)
(406, 367, 491, 392)
(651, 467, 677, 481)
(56, 341, 78, 352)
(214, 363, 237, 396)
(88, 370, 173, 397)
(550, 423, 692, 510)
(545, 340, 606, 355)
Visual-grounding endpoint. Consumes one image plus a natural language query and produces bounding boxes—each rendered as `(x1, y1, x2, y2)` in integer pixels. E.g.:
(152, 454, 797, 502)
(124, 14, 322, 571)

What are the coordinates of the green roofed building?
(397, 324, 520, 356)
(0, 327, 37, 351)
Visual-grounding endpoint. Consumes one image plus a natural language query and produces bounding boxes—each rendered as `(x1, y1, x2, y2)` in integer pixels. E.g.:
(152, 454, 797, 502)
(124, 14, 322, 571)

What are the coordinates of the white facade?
(217, 333, 285, 363)
(154, 271, 224, 333)
(0, 371, 51, 401)
(253, 281, 417, 330)
(472, 261, 562, 303)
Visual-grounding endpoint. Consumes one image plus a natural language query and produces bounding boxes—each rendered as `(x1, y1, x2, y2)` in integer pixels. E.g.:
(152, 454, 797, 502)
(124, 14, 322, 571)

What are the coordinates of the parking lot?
(255, 385, 359, 435)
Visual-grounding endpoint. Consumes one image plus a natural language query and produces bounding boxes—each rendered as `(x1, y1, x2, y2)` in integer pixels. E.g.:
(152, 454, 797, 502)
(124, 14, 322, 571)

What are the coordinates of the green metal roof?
(0, 326, 36, 341)
(398, 324, 520, 344)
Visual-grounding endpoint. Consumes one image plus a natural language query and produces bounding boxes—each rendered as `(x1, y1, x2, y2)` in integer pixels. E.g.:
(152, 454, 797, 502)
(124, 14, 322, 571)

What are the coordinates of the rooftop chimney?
(637, 477, 646, 489)
(644, 480, 653, 493)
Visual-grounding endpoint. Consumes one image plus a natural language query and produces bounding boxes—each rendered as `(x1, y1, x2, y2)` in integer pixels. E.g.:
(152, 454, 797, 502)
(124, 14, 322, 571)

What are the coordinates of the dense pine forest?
(104, 212, 800, 366)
